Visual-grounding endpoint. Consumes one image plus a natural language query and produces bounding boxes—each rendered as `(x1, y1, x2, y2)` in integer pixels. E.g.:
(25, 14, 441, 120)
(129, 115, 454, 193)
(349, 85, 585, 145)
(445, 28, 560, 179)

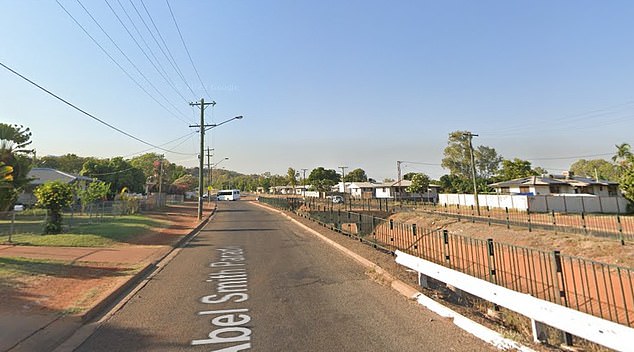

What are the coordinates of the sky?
(1, 0, 633, 181)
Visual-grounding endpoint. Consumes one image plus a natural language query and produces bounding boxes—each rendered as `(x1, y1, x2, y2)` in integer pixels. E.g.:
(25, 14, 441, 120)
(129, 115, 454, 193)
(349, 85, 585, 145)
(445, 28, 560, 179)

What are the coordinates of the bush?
(33, 181, 74, 234)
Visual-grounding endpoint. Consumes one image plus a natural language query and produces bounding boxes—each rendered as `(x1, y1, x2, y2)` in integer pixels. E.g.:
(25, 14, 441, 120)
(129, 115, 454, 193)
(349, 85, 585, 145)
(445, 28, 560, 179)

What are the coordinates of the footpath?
(0, 202, 213, 352)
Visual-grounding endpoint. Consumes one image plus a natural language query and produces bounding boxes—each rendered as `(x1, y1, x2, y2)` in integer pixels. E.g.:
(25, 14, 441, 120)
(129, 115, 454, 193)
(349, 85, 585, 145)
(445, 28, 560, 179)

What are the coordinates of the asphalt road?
(76, 200, 495, 352)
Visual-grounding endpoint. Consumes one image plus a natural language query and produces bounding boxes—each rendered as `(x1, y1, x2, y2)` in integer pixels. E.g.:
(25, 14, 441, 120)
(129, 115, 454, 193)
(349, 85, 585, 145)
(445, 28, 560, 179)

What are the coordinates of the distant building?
(17, 168, 94, 205)
(489, 175, 620, 197)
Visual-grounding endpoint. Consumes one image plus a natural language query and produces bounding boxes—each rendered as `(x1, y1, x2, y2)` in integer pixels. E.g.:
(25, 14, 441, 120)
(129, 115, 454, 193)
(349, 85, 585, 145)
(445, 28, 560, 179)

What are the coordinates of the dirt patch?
(389, 211, 634, 268)
(0, 203, 203, 317)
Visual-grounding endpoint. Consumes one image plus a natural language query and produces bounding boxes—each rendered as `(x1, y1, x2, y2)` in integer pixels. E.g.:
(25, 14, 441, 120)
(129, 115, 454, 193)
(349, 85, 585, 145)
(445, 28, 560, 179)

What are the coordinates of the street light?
(205, 116, 244, 132)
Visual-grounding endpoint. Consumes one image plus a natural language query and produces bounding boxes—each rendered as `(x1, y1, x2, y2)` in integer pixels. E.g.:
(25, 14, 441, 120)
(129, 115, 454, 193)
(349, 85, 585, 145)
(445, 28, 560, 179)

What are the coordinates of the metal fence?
(259, 196, 634, 329)
(0, 194, 185, 237)
(294, 196, 634, 243)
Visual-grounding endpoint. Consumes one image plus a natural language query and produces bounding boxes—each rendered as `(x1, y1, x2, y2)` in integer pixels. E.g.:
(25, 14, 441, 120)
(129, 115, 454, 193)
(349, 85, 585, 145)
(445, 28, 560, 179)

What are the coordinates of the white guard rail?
(395, 250, 634, 352)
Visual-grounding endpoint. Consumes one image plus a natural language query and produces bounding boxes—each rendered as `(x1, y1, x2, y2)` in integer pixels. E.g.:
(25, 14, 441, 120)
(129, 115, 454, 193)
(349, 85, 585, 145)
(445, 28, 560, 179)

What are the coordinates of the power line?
(165, 0, 211, 98)
(84, 166, 137, 176)
(525, 152, 616, 161)
(122, 131, 196, 158)
(56, 0, 189, 123)
(103, 0, 194, 109)
(73, 0, 190, 122)
(139, 0, 197, 98)
(0, 60, 193, 156)
(115, 0, 187, 104)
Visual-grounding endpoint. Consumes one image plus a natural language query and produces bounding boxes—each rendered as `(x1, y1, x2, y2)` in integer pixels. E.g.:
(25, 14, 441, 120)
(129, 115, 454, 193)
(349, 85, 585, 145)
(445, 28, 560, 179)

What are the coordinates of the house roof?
(489, 176, 568, 188)
(28, 168, 94, 185)
(490, 175, 619, 188)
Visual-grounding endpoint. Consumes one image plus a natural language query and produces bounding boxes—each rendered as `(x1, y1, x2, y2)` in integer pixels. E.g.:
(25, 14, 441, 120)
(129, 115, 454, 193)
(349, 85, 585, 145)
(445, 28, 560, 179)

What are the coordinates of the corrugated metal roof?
(28, 168, 94, 185)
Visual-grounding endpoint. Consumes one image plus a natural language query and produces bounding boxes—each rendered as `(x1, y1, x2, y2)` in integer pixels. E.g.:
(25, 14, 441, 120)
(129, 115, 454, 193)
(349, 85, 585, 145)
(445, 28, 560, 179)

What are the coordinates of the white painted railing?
(395, 250, 634, 352)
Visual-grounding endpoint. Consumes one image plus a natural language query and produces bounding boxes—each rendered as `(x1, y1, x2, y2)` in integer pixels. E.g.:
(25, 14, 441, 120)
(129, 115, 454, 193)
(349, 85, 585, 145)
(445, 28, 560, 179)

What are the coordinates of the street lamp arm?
(204, 116, 243, 132)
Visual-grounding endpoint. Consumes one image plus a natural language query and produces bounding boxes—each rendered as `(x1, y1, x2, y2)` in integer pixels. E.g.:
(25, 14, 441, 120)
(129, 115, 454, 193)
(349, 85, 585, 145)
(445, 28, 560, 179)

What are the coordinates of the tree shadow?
(0, 257, 133, 280)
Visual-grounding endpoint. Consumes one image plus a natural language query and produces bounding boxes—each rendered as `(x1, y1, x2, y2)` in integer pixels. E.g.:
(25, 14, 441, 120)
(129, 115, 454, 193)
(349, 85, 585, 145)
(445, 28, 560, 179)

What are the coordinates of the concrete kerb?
(253, 201, 535, 352)
(50, 206, 217, 352)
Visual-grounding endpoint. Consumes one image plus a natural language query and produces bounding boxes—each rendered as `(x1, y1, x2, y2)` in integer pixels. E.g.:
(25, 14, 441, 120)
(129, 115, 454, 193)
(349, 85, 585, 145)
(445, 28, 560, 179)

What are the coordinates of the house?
(269, 185, 311, 195)
(333, 180, 440, 201)
(489, 175, 620, 196)
(375, 180, 440, 201)
(17, 168, 95, 205)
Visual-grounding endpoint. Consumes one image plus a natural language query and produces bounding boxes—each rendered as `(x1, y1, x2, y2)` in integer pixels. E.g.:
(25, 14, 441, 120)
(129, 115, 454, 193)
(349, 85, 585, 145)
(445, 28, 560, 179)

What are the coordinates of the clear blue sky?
(1, 0, 633, 181)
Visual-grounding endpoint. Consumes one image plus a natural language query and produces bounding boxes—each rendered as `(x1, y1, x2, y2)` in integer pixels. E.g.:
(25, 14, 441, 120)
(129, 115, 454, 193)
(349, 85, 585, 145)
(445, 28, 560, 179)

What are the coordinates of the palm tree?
(613, 143, 632, 167)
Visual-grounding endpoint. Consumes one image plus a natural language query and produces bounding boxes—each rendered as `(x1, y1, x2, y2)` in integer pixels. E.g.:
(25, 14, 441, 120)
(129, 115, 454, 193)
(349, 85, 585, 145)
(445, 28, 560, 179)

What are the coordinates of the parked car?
(332, 195, 344, 204)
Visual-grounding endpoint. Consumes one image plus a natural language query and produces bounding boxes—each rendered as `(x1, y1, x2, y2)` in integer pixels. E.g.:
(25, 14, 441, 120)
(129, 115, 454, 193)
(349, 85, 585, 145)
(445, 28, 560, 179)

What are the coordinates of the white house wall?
(440, 193, 630, 213)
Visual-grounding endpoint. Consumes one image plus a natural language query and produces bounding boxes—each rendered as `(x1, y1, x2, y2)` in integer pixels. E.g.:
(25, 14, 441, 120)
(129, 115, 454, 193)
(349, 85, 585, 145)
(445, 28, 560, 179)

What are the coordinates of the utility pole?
(463, 132, 481, 216)
(301, 168, 308, 198)
(206, 147, 214, 203)
(157, 155, 164, 207)
(339, 166, 348, 198)
(396, 160, 402, 202)
(189, 99, 215, 220)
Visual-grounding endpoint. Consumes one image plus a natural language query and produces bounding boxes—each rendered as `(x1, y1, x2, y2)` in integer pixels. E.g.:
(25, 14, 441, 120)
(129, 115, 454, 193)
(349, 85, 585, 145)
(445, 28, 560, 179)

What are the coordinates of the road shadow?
(201, 228, 278, 232)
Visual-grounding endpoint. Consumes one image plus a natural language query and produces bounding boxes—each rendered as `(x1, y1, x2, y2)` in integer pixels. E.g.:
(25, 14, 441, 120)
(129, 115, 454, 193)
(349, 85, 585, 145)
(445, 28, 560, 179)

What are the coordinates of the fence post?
(527, 208, 532, 232)
(486, 238, 501, 319)
(389, 219, 394, 243)
(486, 206, 491, 226)
(551, 210, 556, 227)
(372, 216, 377, 248)
(552, 250, 574, 347)
(443, 229, 450, 266)
(412, 224, 417, 250)
(505, 207, 510, 229)
(617, 215, 624, 245)
(69, 206, 74, 231)
(9, 211, 15, 242)
(581, 212, 587, 234)
(457, 204, 461, 221)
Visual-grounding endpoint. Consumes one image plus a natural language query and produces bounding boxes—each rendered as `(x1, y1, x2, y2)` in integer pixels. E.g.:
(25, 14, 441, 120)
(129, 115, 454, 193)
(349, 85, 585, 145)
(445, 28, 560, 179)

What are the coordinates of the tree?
(344, 168, 368, 182)
(406, 173, 430, 194)
(475, 146, 502, 179)
(37, 154, 89, 174)
(170, 174, 198, 194)
(0, 123, 34, 211)
(441, 131, 501, 180)
(81, 157, 145, 197)
(75, 181, 110, 213)
(34, 181, 74, 234)
(287, 167, 298, 189)
(613, 143, 632, 166)
(495, 158, 539, 181)
(614, 143, 634, 203)
(308, 167, 340, 193)
(403, 173, 416, 181)
(569, 159, 619, 181)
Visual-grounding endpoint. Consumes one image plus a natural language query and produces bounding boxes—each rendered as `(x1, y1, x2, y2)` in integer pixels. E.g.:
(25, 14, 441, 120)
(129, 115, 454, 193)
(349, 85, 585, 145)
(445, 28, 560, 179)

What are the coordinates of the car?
(332, 195, 344, 204)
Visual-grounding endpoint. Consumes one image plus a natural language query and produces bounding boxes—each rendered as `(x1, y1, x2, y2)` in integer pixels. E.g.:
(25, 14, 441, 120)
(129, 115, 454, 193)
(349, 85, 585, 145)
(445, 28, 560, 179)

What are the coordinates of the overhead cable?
(56, 0, 189, 123)
(165, 0, 211, 98)
(0, 61, 194, 156)
(139, 0, 197, 97)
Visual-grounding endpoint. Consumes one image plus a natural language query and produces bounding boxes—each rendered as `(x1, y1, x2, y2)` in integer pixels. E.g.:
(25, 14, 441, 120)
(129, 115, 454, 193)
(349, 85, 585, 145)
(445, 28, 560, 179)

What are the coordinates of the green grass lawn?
(0, 215, 170, 247)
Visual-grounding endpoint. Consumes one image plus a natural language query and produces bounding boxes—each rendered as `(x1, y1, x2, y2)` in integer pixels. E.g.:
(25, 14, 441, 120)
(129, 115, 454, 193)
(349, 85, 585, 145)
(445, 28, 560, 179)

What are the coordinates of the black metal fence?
(258, 196, 634, 329)
(295, 196, 634, 243)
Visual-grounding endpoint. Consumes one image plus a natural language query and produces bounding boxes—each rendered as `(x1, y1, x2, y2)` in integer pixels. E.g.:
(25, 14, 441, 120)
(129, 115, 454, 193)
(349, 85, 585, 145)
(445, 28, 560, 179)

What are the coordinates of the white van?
(217, 189, 241, 201)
